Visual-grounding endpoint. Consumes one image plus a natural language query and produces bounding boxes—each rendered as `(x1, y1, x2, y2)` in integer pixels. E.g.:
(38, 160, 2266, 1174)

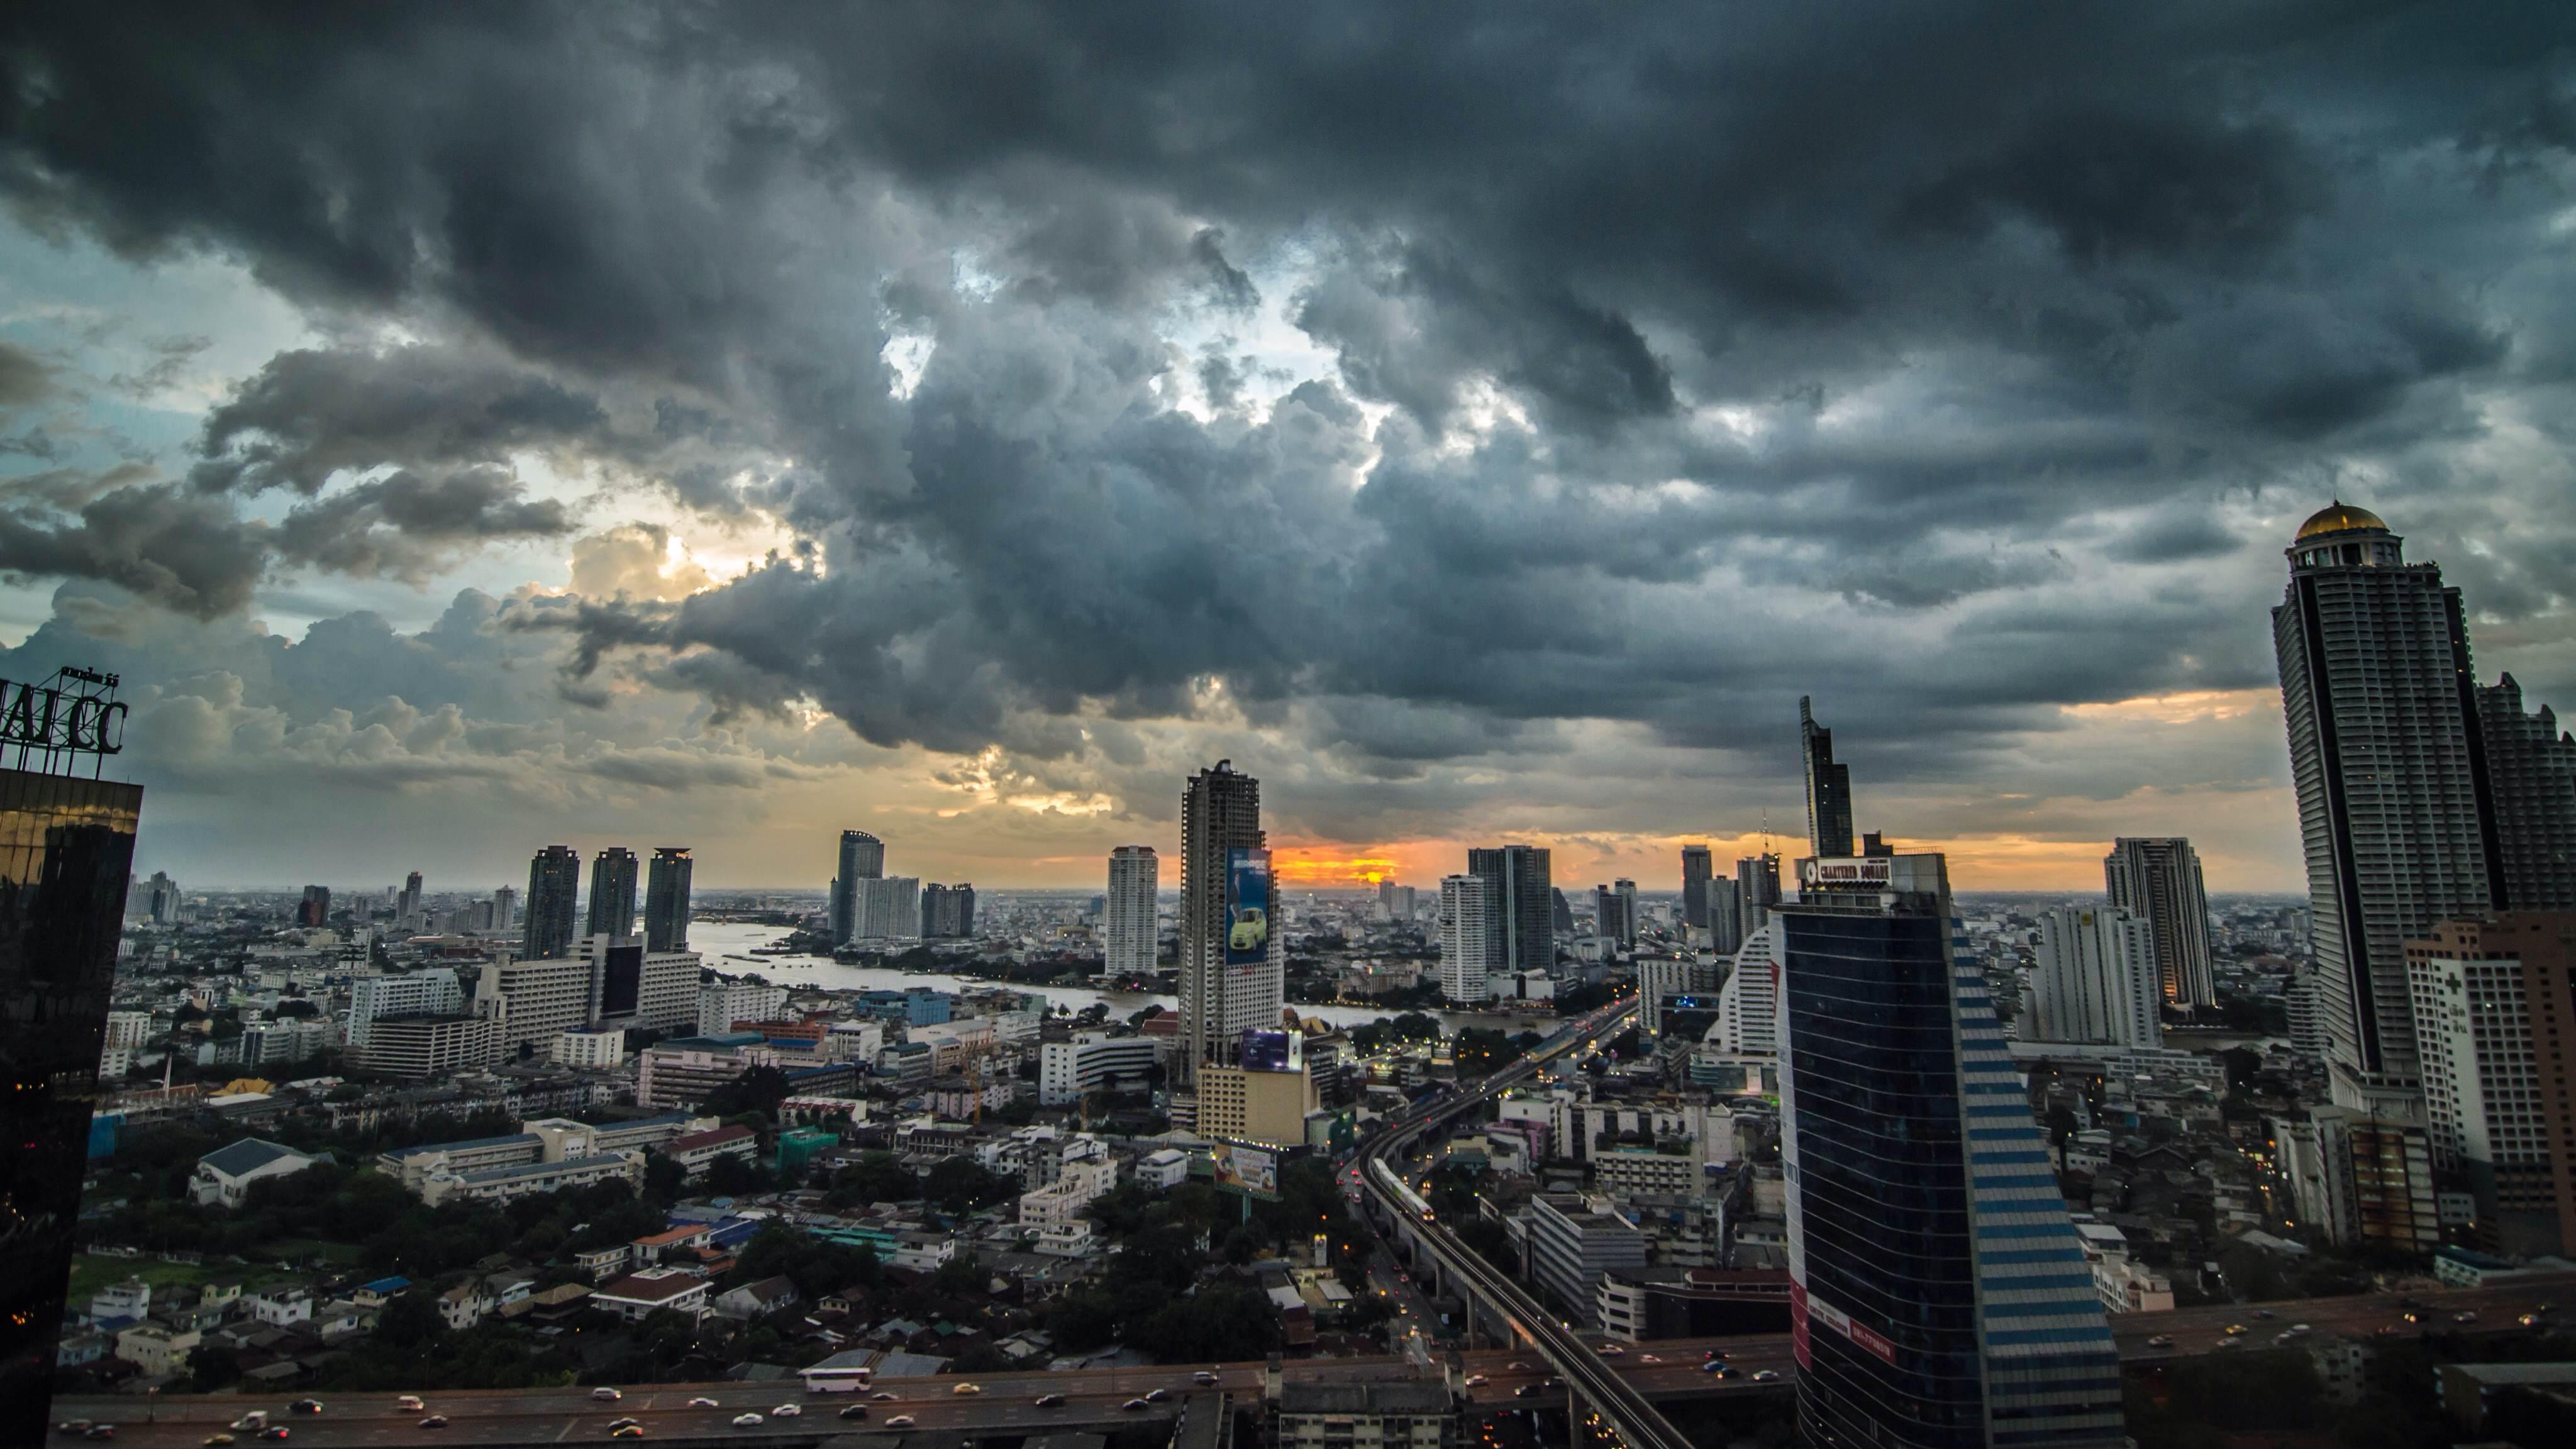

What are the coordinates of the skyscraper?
(1104, 845, 1159, 975)
(829, 828, 886, 946)
(397, 870, 424, 928)
(853, 876, 923, 941)
(1801, 696, 1855, 859)
(2026, 904, 2161, 1048)
(922, 882, 976, 937)
(523, 845, 582, 960)
(1680, 843, 1714, 938)
(587, 847, 639, 940)
(1735, 852, 1781, 941)
(2476, 674, 2576, 910)
(1777, 852, 2125, 1449)
(1178, 761, 1280, 1087)
(1616, 879, 1638, 946)
(1707, 875, 1742, 956)
(296, 883, 330, 927)
(2273, 502, 2500, 1099)
(2404, 914, 2576, 1256)
(2104, 838, 2216, 1009)
(645, 847, 692, 952)
(0, 742, 141, 1430)
(492, 884, 518, 932)
(1438, 873, 1499, 1003)
(1467, 844, 1553, 977)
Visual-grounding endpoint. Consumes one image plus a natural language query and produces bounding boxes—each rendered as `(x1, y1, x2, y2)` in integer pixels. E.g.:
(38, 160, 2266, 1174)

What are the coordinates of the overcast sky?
(2, 4, 2571, 895)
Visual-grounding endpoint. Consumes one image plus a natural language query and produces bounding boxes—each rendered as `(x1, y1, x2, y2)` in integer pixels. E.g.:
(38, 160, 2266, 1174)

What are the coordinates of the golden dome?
(2295, 500, 2388, 541)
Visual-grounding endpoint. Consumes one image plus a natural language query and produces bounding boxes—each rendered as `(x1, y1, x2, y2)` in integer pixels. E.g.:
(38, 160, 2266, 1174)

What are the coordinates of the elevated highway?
(1351, 999, 1695, 1449)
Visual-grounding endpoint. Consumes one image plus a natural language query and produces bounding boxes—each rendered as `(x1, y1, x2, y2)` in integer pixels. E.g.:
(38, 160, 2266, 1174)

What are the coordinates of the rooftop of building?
(449, 1153, 634, 1185)
(598, 1270, 708, 1303)
(382, 1132, 541, 1160)
(2296, 500, 2389, 540)
(197, 1138, 315, 1177)
(665, 1125, 756, 1152)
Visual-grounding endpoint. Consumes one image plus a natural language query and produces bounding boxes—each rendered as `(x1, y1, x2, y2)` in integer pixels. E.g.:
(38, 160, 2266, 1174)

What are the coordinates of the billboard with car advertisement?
(1225, 846, 1272, 965)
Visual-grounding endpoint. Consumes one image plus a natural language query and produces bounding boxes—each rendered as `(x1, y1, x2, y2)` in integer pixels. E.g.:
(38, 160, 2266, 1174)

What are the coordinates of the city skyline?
(8, 13, 2574, 901)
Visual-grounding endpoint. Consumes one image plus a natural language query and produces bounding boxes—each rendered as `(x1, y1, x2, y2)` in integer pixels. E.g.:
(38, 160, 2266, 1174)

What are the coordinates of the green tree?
(923, 1157, 1012, 1214)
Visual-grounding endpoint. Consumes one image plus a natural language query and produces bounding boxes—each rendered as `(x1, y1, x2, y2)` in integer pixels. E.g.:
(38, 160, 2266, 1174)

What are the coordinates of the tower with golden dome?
(2273, 499, 2496, 1119)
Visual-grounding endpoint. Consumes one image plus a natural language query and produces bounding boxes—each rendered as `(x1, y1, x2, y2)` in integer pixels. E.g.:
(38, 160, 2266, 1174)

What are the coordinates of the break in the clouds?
(1, 3, 2573, 891)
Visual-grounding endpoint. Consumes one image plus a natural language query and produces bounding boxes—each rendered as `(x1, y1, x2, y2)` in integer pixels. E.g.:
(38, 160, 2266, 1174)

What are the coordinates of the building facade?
(348, 968, 465, 1048)
(1177, 761, 1280, 1087)
(2027, 905, 2160, 1049)
(2476, 675, 2576, 910)
(523, 845, 584, 960)
(829, 829, 886, 945)
(1467, 843, 1553, 978)
(1777, 853, 2125, 1449)
(2272, 503, 2499, 1099)
(1438, 873, 1499, 1004)
(645, 846, 692, 952)
(1801, 696, 1856, 858)
(1104, 845, 1160, 975)
(1682, 843, 1715, 939)
(2103, 838, 2216, 1009)
(2404, 913, 2576, 1255)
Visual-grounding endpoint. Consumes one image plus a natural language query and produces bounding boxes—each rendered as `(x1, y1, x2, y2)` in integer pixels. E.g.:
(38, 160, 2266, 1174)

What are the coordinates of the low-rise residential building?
(243, 1287, 314, 1327)
(714, 1275, 801, 1319)
(89, 1277, 152, 1324)
(438, 1280, 494, 1331)
(114, 1323, 203, 1376)
(1019, 1155, 1119, 1230)
(636, 1034, 763, 1109)
(1134, 1147, 1191, 1189)
(1591, 1148, 1701, 1201)
(660, 1124, 758, 1177)
(555, 1025, 627, 1069)
(595, 1267, 711, 1322)
(573, 1245, 631, 1281)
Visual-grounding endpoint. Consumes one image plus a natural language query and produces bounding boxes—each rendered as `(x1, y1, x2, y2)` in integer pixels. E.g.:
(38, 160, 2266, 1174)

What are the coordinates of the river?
(681, 919, 1563, 1036)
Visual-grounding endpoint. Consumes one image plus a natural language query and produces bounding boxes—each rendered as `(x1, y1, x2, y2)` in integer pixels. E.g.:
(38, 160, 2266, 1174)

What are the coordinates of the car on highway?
(396, 1396, 425, 1413)
(2251, 1309, 2273, 1320)
(2522, 1313, 2544, 1327)
(871, 1391, 902, 1401)
(257, 1433, 289, 1443)
(2146, 1335, 2173, 1348)
(2215, 1339, 2243, 1351)
(289, 1401, 324, 1415)
(2223, 1323, 2247, 1335)
(1462, 1375, 1487, 1387)
(1640, 1353, 1662, 1363)
(1752, 1370, 1780, 1383)
(2454, 1311, 2478, 1324)
(841, 1404, 872, 1420)
(2376, 1325, 2400, 1336)
(1515, 1385, 1547, 1399)
(687, 1397, 719, 1408)
(1123, 1399, 1152, 1411)
(230, 1414, 269, 1431)
(732, 1413, 766, 1426)
(1146, 1388, 1171, 1402)
(1597, 1344, 1624, 1356)
(611, 1428, 645, 1440)
(887, 1416, 917, 1428)
(594, 1387, 625, 1401)
(951, 1383, 982, 1396)
(419, 1417, 449, 1430)
(1194, 1370, 1220, 1385)
(606, 1420, 641, 1433)
(202, 1438, 234, 1448)
(79, 1429, 114, 1441)
(1036, 1394, 1068, 1407)
(772, 1402, 802, 1416)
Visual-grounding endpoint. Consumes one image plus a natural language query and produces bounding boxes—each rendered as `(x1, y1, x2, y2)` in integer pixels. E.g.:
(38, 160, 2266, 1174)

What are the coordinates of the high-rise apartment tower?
(1467, 844, 1554, 977)
(645, 847, 692, 952)
(523, 845, 583, 960)
(587, 847, 639, 940)
(1104, 846, 1159, 975)
(2103, 838, 2216, 1009)
(829, 829, 886, 945)
(1177, 762, 1280, 1086)
(1801, 696, 1856, 860)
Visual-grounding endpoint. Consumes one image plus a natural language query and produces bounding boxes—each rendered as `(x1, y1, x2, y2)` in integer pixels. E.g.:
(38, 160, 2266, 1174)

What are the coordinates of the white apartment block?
(1105, 845, 1159, 974)
(555, 1026, 628, 1069)
(1591, 1148, 1701, 1199)
(824, 1018, 885, 1062)
(103, 1010, 154, 1053)
(853, 876, 923, 941)
(1713, 926, 1780, 1057)
(1439, 873, 1497, 1004)
(2028, 906, 2160, 1048)
(1019, 1155, 1119, 1231)
(477, 955, 594, 1058)
(698, 980, 790, 1036)
(348, 969, 465, 1047)
(1040, 1032, 1160, 1106)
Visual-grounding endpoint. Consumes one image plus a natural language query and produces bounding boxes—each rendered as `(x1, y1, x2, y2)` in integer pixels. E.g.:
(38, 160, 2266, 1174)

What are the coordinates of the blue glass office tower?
(1778, 853, 2124, 1449)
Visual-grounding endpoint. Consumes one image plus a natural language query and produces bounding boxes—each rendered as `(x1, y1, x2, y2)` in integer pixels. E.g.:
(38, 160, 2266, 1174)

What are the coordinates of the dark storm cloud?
(0, 480, 264, 615)
(0, 339, 53, 406)
(4, 0, 2575, 831)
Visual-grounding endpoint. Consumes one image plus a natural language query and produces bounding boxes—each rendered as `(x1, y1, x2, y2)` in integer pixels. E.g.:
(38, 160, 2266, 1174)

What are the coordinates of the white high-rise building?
(475, 955, 593, 1060)
(2028, 906, 2160, 1049)
(697, 980, 791, 1036)
(853, 876, 923, 942)
(349, 969, 467, 1048)
(1439, 874, 1499, 1003)
(1104, 846, 1159, 975)
(1636, 956, 1719, 1035)
(2404, 916, 2574, 1255)
(1714, 926, 1780, 1057)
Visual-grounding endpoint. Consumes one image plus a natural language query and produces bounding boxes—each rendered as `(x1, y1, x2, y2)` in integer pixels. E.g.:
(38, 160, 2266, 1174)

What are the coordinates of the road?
(1353, 999, 1701, 1449)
